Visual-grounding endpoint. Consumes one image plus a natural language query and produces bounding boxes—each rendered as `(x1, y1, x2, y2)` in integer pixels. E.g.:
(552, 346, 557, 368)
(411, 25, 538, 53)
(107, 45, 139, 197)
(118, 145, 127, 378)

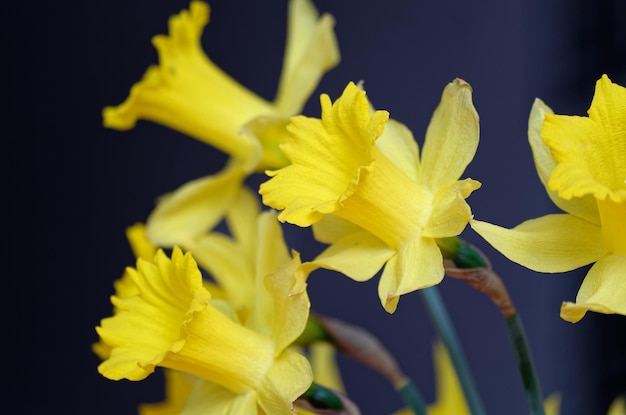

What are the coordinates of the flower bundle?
(94, 2, 625, 414)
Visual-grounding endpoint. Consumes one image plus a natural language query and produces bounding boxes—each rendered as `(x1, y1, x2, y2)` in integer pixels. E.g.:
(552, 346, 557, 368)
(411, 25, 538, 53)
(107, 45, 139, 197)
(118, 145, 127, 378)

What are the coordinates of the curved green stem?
(505, 315, 545, 415)
(420, 286, 487, 415)
(396, 379, 427, 415)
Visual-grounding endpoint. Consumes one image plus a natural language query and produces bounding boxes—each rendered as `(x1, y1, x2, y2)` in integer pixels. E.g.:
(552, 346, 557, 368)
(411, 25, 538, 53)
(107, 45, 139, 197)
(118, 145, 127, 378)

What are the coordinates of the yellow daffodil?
(260, 80, 481, 312)
(104, 0, 339, 170)
(103, 0, 339, 249)
(95, 244, 313, 414)
(471, 75, 626, 322)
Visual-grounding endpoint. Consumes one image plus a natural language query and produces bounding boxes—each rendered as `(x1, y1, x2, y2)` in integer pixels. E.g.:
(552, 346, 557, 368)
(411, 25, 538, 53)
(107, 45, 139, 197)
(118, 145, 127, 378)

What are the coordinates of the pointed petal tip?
(452, 78, 472, 90)
(382, 295, 400, 314)
(559, 301, 586, 323)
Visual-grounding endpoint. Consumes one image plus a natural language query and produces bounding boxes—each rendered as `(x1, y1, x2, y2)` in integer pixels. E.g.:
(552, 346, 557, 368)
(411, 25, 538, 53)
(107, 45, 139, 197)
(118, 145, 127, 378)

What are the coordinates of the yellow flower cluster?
(95, 0, 626, 413)
(96, 190, 314, 414)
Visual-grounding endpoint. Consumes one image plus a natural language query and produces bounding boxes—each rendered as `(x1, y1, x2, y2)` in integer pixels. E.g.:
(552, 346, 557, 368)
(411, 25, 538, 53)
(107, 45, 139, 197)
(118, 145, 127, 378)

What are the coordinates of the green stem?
(505, 315, 545, 415)
(396, 379, 427, 415)
(420, 286, 487, 415)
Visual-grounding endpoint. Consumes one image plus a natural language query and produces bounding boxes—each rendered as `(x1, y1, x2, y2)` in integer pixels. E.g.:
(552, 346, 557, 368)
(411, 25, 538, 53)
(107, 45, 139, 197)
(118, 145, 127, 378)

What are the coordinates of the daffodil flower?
(471, 75, 626, 322)
(96, 243, 312, 414)
(260, 80, 481, 312)
(103, 0, 339, 248)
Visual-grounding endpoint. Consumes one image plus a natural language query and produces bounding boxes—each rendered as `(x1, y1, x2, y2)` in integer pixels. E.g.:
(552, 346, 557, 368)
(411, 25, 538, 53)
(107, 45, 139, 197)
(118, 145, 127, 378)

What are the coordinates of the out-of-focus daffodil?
(543, 393, 561, 415)
(392, 349, 562, 415)
(471, 75, 626, 322)
(95, 241, 313, 414)
(533, 392, 625, 415)
(138, 369, 195, 415)
(260, 80, 481, 312)
(308, 342, 345, 394)
(125, 223, 158, 261)
(608, 395, 626, 415)
(424, 342, 469, 415)
(392, 342, 469, 415)
(103, 0, 339, 248)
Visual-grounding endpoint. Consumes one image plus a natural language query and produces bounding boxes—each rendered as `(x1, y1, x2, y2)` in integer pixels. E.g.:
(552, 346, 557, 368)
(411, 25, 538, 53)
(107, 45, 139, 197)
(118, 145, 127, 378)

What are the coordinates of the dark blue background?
(12, 0, 625, 414)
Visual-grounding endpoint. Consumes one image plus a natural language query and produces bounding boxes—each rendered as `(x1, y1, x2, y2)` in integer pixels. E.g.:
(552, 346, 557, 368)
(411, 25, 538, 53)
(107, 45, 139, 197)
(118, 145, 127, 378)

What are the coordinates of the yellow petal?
(560, 254, 626, 322)
(312, 215, 364, 244)
(254, 211, 293, 292)
(542, 392, 562, 415)
(102, 1, 264, 162)
(392, 342, 473, 415)
(424, 178, 481, 238)
(420, 79, 479, 190)
(146, 161, 247, 247)
(180, 381, 258, 415)
(185, 191, 281, 316)
(92, 341, 112, 361)
(261, 82, 388, 226)
(309, 342, 345, 393)
(250, 249, 311, 354)
(527, 98, 599, 223)
(597, 192, 626, 258)
(470, 214, 605, 272)
(258, 350, 313, 415)
(225, 186, 262, 262)
(378, 236, 444, 313)
(113, 267, 141, 301)
(312, 230, 395, 282)
(139, 369, 194, 415)
(607, 395, 626, 415)
(428, 341, 470, 415)
(543, 75, 626, 202)
(185, 233, 253, 313)
(274, 0, 340, 116)
(126, 223, 157, 261)
(376, 118, 421, 182)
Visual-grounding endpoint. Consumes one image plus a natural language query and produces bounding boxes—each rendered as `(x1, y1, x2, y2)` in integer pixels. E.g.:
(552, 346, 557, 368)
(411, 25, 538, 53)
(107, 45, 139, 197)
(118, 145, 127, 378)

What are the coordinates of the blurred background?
(12, 0, 625, 414)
